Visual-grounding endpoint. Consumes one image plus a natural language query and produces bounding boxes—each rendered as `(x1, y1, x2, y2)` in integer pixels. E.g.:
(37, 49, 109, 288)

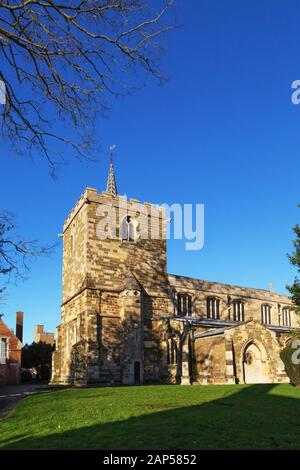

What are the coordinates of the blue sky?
(1, 0, 300, 343)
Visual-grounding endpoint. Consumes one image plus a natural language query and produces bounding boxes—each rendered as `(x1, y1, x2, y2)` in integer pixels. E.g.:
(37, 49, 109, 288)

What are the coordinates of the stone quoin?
(51, 156, 297, 386)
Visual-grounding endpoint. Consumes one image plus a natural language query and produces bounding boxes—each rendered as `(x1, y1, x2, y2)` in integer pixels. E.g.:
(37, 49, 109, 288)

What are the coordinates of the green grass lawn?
(1, 383, 300, 449)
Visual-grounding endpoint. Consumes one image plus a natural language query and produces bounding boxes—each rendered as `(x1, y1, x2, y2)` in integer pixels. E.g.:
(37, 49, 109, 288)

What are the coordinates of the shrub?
(36, 365, 51, 381)
(21, 369, 33, 383)
(280, 341, 300, 386)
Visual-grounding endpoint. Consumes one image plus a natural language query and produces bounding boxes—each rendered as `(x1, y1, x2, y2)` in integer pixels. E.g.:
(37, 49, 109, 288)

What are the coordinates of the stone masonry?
(51, 161, 298, 386)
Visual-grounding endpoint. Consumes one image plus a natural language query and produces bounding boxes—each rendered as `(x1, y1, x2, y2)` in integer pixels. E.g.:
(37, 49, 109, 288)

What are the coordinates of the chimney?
(16, 311, 24, 343)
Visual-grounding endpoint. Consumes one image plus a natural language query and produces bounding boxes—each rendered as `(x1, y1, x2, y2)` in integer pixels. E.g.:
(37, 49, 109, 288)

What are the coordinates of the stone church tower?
(52, 155, 298, 386)
(51, 157, 173, 385)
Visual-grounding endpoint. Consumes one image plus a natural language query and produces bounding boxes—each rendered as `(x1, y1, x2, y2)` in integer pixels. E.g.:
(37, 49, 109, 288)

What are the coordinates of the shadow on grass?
(2, 384, 300, 450)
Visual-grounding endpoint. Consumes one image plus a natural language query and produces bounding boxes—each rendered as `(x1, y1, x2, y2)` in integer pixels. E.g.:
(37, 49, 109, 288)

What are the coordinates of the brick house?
(0, 312, 23, 386)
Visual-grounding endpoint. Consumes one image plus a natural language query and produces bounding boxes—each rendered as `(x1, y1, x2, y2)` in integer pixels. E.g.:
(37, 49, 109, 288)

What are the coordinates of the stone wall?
(168, 274, 297, 327)
(52, 186, 297, 386)
(194, 321, 289, 385)
(34, 325, 55, 345)
(85, 190, 169, 297)
(225, 321, 288, 384)
(194, 334, 227, 384)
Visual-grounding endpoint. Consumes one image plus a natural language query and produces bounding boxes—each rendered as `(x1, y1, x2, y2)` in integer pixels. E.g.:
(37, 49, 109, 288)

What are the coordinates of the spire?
(106, 144, 118, 197)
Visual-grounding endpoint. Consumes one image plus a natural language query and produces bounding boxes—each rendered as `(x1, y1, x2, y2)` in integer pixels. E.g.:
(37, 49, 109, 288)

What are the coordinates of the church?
(51, 157, 297, 386)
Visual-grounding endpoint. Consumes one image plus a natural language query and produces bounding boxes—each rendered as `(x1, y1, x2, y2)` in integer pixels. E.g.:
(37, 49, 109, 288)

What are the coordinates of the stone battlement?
(63, 187, 166, 233)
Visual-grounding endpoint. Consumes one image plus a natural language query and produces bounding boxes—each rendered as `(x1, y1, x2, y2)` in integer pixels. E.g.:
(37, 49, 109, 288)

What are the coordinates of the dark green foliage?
(280, 341, 300, 386)
(22, 342, 54, 369)
(21, 369, 33, 383)
(22, 342, 54, 380)
(287, 205, 300, 315)
(37, 364, 51, 381)
(288, 280, 300, 314)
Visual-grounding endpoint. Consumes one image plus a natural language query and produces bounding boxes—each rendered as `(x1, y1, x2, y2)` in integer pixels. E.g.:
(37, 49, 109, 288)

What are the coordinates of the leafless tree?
(0, 0, 174, 172)
(0, 211, 55, 295)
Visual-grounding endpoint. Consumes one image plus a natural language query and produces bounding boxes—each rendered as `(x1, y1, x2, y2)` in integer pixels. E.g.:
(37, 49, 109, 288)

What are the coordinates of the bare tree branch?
(0, 0, 175, 170)
(0, 211, 56, 295)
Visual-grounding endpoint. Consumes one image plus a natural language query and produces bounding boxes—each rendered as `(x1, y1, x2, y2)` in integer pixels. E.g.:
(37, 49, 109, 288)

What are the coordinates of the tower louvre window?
(206, 297, 220, 319)
(261, 304, 272, 325)
(120, 215, 135, 241)
(177, 293, 192, 317)
(233, 300, 245, 322)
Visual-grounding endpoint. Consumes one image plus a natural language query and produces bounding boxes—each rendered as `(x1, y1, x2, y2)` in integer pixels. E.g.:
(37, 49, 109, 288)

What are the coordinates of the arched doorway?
(243, 342, 268, 384)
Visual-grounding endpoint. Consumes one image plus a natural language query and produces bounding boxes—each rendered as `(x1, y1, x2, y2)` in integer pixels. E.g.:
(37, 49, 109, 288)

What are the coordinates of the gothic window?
(261, 304, 272, 325)
(282, 308, 291, 327)
(233, 300, 245, 322)
(167, 337, 178, 365)
(177, 293, 192, 317)
(120, 215, 136, 241)
(206, 297, 220, 319)
(0, 338, 7, 364)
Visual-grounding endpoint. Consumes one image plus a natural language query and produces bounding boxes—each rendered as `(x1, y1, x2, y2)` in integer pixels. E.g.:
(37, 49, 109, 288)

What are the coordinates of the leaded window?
(207, 297, 220, 319)
(261, 304, 272, 325)
(177, 294, 192, 317)
(282, 308, 291, 327)
(233, 301, 245, 322)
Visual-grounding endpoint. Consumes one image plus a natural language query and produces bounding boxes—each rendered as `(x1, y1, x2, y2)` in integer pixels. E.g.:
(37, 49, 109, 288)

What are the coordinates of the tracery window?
(167, 337, 178, 365)
(282, 307, 291, 327)
(120, 215, 136, 241)
(233, 300, 245, 322)
(177, 293, 192, 317)
(261, 304, 272, 325)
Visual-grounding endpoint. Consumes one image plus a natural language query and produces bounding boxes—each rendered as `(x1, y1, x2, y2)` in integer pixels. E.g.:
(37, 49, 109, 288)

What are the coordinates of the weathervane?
(269, 282, 273, 292)
(106, 144, 118, 197)
(109, 144, 116, 162)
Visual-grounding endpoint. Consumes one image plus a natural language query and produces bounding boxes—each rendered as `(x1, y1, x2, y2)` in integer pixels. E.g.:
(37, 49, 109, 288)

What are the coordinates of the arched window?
(233, 300, 245, 322)
(177, 293, 192, 317)
(261, 304, 272, 325)
(167, 337, 178, 365)
(120, 215, 136, 241)
(206, 297, 220, 319)
(282, 307, 291, 327)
